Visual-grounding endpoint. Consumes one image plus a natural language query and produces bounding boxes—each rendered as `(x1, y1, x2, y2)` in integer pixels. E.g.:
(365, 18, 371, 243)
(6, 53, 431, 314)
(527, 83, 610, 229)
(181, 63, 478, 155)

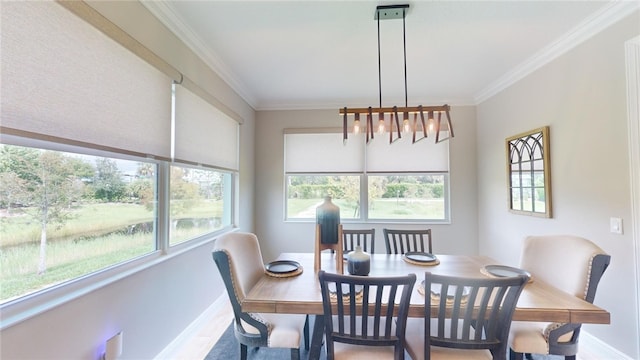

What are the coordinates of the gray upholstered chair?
(406, 272, 529, 360)
(212, 232, 309, 360)
(342, 228, 376, 254)
(318, 270, 416, 360)
(383, 228, 433, 254)
(508, 235, 611, 360)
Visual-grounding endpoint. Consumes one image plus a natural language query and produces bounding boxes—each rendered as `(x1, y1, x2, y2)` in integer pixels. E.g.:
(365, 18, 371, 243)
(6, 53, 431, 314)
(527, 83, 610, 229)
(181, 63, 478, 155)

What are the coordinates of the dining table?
(242, 252, 610, 360)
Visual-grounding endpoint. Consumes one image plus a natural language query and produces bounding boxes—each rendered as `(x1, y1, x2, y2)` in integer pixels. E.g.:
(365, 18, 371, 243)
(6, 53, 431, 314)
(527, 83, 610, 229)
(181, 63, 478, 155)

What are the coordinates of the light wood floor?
(170, 298, 609, 360)
(170, 298, 234, 360)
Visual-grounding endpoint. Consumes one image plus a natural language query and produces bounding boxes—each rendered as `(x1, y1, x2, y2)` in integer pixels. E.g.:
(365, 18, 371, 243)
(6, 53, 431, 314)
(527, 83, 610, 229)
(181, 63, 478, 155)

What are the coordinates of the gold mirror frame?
(506, 126, 552, 218)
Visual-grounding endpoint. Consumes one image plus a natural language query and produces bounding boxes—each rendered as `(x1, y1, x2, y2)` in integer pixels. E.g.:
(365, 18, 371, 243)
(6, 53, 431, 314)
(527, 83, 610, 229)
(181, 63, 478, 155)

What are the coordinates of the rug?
(205, 322, 324, 360)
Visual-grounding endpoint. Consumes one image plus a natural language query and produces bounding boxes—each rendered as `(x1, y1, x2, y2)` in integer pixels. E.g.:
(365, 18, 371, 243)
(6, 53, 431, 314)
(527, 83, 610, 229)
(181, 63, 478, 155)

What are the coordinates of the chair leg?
(525, 354, 534, 360)
(290, 348, 300, 360)
(304, 315, 310, 350)
(509, 349, 524, 360)
(240, 344, 247, 360)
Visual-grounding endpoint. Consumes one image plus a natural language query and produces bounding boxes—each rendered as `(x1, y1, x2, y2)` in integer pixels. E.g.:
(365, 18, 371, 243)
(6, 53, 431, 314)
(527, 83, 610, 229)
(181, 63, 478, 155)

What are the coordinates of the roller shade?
(174, 85, 239, 170)
(284, 131, 365, 173)
(284, 129, 448, 173)
(366, 133, 449, 172)
(0, 1, 173, 159)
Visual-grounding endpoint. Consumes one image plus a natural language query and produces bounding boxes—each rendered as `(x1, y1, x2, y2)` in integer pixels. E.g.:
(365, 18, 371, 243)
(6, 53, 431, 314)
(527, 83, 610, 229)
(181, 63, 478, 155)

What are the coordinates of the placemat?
(329, 290, 364, 301)
(480, 267, 533, 283)
(266, 266, 303, 278)
(328, 284, 364, 301)
(417, 282, 469, 305)
(403, 257, 440, 266)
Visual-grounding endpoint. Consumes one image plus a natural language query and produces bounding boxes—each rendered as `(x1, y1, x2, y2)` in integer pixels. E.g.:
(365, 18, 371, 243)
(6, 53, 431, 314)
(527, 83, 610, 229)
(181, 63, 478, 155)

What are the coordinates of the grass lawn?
(287, 198, 359, 219)
(369, 198, 444, 219)
(287, 197, 444, 220)
(0, 201, 222, 302)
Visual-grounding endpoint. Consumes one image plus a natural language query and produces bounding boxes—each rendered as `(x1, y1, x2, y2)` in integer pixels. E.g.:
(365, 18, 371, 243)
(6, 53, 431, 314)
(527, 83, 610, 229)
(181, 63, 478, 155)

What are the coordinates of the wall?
(0, 2, 255, 359)
(254, 107, 478, 262)
(477, 11, 640, 358)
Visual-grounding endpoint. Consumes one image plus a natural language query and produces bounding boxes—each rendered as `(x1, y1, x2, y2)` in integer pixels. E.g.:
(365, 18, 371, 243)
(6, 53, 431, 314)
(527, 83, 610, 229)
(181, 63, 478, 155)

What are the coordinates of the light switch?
(610, 217, 623, 235)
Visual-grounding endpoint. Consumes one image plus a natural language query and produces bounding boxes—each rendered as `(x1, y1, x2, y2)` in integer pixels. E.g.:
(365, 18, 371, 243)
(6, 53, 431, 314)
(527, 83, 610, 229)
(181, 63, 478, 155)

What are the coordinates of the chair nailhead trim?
(217, 249, 272, 343)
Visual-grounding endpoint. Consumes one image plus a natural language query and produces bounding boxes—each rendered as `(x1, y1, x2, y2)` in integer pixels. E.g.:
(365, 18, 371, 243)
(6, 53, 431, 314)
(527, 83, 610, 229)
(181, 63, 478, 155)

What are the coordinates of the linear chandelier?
(341, 4, 454, 144)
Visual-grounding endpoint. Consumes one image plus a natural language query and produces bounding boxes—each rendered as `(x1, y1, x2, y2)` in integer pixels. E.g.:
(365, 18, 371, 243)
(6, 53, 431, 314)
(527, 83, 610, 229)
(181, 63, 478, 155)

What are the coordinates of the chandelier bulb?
(402, 118, 411, 133)
(377, 119, 386, 134)
(353, 113, 361, 134)
(428, 111, 435, 133)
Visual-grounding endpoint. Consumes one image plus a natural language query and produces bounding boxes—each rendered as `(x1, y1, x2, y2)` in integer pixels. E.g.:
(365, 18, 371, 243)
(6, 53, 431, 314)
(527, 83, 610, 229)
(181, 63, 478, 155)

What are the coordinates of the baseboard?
(154, 295, 227, 359)
(581, 331, 634, 359)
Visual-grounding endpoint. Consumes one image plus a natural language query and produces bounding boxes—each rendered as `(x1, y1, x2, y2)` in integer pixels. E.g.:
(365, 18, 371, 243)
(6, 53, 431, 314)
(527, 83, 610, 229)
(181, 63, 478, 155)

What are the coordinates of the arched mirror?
(506, 126, 552, 218)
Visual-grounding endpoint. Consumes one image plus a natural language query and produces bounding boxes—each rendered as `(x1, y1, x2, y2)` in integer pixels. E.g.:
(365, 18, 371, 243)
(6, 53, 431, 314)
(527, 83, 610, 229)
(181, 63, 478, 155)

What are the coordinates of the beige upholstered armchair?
(508, 235, 610, 360)
(212, 232, 309, 360)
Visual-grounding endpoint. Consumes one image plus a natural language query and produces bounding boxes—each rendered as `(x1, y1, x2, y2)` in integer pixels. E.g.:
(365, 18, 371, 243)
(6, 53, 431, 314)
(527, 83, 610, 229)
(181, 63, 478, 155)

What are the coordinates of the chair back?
(518, 235, 610, 354)
(423, 272, 528, 360)
(343, 228, 376, 254)
(212, 232, 269, 346)
(383, 228, 432, 254)
(520, 235, 610, 302)
(318, 270, 416, 360)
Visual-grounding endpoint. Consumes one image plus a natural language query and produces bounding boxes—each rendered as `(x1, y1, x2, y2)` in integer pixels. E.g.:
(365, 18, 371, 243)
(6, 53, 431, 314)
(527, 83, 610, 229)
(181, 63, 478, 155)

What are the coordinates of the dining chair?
(405, 272, 529, 360)
(342, 228, 376, 254)
(383, 228, 432, 254)
(318, 270, 416, 360)
(212, 232, 309, 360)
(508, 235, 611, 360)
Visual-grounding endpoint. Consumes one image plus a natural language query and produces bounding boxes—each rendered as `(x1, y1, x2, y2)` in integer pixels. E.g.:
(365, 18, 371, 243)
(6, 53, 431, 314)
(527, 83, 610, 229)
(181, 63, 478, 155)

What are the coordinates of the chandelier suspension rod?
(403, 7, 408, 108)
(378, 10, 382, 109)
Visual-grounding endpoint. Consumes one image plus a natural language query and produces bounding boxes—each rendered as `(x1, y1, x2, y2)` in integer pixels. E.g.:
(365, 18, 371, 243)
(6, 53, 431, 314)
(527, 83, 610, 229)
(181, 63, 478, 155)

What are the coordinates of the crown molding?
(254, 97, 476, 112)
(140, 1, 258, 109)
(474, 1, 640, 104)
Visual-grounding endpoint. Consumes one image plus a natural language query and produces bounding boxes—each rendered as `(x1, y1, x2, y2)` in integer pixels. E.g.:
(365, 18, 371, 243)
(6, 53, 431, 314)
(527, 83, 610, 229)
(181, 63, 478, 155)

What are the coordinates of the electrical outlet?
(610, 217, 623, 234)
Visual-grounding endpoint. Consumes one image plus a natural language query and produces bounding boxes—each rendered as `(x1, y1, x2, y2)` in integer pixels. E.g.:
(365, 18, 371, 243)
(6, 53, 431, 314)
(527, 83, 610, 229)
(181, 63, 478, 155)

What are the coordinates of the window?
(0, 143, 158, 303)
(368, 174, 448, 220)
(284, 130, 450, 222)
(286, 175, 361, 219)
(169, 165, 233, 245)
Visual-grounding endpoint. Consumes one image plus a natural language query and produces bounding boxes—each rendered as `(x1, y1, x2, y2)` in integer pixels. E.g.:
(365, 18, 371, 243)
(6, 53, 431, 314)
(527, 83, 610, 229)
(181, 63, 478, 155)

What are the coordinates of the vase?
(316, 196, 340, 244)
(347, 245, 370, 276)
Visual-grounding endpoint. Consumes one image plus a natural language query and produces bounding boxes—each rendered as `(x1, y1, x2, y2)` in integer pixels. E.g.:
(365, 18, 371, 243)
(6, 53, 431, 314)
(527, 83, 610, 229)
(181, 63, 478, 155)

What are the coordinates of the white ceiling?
(142, 1, 635, 110)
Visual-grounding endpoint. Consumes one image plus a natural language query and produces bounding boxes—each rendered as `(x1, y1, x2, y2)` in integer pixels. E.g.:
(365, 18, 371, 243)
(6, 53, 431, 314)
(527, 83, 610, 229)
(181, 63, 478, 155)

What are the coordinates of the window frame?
(365, 171, 451, 223)
(284, 173, 364, 222)
(168, 162, 236, 246)
(284, 171, 451, 224)
(0, 135, 237, 330)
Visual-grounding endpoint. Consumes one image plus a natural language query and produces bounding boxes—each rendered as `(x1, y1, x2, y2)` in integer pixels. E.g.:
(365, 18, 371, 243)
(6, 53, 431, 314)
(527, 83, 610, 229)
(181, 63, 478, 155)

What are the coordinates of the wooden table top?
(242, 252, 610, 324)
